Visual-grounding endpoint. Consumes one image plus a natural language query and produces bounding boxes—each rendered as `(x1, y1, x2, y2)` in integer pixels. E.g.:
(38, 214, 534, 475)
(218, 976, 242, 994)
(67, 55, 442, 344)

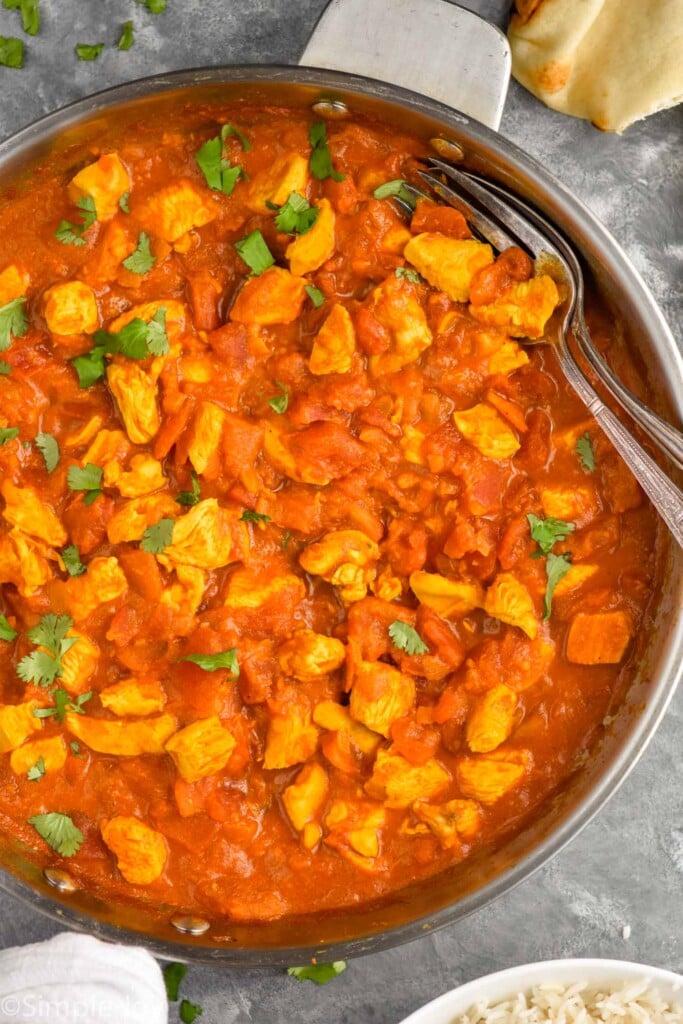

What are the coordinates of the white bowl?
(399, 959, 683, 1024)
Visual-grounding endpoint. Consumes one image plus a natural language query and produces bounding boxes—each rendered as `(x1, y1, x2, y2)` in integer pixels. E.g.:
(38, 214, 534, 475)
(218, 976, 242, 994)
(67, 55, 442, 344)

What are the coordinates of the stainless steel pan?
(0, 0, 680, 966)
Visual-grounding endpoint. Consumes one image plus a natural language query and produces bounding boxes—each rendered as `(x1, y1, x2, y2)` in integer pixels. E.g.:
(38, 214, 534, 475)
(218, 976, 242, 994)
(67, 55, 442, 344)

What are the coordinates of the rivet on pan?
(44, 868, 78, 893)
(311, 99, 350, 119)
(429, 137, 465, 162)
(171, 915, 210, 936)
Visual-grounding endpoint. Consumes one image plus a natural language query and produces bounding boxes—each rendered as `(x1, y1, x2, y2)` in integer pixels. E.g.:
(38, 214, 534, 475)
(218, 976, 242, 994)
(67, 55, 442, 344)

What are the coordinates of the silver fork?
(412, 160, 683, 548)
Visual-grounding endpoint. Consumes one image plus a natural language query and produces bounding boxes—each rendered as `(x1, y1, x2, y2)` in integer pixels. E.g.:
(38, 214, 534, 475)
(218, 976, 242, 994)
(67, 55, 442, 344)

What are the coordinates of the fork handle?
(574, 317, 683, 473)
(560, 350, 683, 547)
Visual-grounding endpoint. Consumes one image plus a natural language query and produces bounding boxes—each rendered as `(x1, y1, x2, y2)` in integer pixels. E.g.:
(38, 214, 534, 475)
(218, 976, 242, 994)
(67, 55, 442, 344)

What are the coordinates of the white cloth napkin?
(0, 933, 167, 1023)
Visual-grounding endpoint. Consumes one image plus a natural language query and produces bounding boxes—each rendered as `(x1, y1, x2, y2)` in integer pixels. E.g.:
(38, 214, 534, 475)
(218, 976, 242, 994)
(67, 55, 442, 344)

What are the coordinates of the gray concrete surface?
(0, 1, 681, 1021)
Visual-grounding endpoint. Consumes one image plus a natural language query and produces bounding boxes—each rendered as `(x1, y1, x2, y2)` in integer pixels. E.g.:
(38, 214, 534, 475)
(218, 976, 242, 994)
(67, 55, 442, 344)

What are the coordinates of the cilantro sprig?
(67, 462, 103, 505)
(0, 426, 19, 446)
(576, 431, 596, 473)
(3, 0, 40, 36)
(181, 649, 239, 676)
(267, 381, 288, 414)
(287, 961, 347, 985)
(122, 232, 155, 274)
(235, 230, 274, 276)
(270, 192, 318, 235)
(55, 196, 97, 246)
(28, 811, 83, 857)
(240, 509, 271, 524)
(309, 121, 344, 182)
(75, 42, 104, 61)
(373, 179, 416, 208)
(305, 284, 325, 308)
(33, 688, 91, 721)
(196, 125, 248, 196)
(0, 35, 23, 68)
(0, 614, 17, 642)
(35, 432, 59, 473)
(71, 308, 169, 387)
(176, 471, 201, 507)
(140, 517, 174, 554)
(27, 755, 45, 782)
(388, 620, 429, 656)
(0, 296, 28, 351)
(163, 962, 187, 1002)
(61, 545, 86, 577)
(118, 20, 134, 50)
(16, 614, 78, 687)
(527, 513, 576, 620)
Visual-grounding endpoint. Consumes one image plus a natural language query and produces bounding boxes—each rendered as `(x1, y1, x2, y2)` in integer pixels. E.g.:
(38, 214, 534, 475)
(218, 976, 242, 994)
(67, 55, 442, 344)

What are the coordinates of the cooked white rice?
(456, 979, 683, 1024)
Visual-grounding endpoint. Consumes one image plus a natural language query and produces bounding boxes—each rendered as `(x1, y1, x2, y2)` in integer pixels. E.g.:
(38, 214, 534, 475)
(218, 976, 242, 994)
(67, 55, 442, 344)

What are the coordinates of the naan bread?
(508, 0, 683, 132)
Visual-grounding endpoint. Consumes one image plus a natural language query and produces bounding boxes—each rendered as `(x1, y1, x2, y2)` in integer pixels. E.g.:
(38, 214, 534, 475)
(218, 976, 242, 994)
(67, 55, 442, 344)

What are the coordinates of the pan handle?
(299, 0, 511, 131)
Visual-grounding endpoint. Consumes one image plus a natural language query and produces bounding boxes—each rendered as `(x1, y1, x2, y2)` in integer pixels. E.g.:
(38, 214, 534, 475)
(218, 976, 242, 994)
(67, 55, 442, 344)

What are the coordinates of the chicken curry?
(0, 102, 660, 924)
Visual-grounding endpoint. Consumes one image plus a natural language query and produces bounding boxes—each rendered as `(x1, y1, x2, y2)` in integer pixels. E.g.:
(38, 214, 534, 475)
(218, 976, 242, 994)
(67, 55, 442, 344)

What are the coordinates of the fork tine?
(428, 158, 559, 263)
(418, 169, 516, 253)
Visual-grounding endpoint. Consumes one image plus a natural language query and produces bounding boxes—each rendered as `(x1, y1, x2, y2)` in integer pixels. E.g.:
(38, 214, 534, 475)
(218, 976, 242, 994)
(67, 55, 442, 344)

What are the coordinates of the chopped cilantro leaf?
(196, 132, 244, 195)
(239, 509, 271, 524)
(33, 688, 91, 722)
(267, 381, 288, 414)
(28, 812, 83, 857)
(235, 230, 274, 276)
(96, 318, 149, 359)
(134, 0, 166, 11)
(26, 613, 73, 657)
(27, 755, 45, 782)
(273, 192, 319, 235)
(0, 361, 11, 374)
(305, 284, 325, 308)
(181, 649, 239, 676)
(287, 961, 347, 985)
(75, 42, 104, 61)
(543, 551, 572, 620)
(122, 232, 155, 274)
(180, 1001, 203, 1024)
(140, 517, 174, 554)
(61, 545, 86, 577)
(146, 306, 169, 355)
(388, 620, 429, 656)
(67, 462, 103, 499)
(576, 431, 596, 472)
(18, 615, 78, 688)
(0, 615, 17, 642)
(55, 221, 86, 247)
(118, 20, 134, 50)
(0, 36, 23, 68)
(163, 962, 187, 1002)
(55, 197, 97, 247)
(373, 179, 416, 207)
(395, 266, 423, 284)
(3, 0, 40, 36)
(17, 650, 62, 687)
(308, 121, 344, 182)
(220, 123, 251, 151)
(0, 426, 19, 446)
(0, 296, 28, 351)
(176, 471, 201, 507)
(527, 513, 575, 556)
(281, 530, 291, 551)
(118, 191, 130, 213)
(35, 432, 59, 473)
(71, 346, 105, 387)
(70, 740, 83, 758)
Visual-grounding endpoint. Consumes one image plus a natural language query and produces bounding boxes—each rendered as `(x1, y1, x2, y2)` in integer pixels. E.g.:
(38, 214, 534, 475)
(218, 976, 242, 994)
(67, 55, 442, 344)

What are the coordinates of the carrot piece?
(485, 389, 528, 433)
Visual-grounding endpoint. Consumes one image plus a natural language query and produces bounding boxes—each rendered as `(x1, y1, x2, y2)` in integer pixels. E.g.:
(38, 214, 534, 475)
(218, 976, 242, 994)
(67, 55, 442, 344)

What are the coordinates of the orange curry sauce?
(0, 103, 660, 922)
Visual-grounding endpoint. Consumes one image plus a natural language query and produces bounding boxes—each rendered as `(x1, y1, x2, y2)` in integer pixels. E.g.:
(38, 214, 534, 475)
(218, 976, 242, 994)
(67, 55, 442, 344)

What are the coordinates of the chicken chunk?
(264, 421, 367, 487)
(540, 485, 599, 524)
(286, 198, 336, 276)
(69, 153, 131, 222)
(103, 453, 166, 497)
(1, 481, 66, 548)
(553, 562, 598, 598)
(101, 816, 167, 885)
(325, 799, 386, 870)
(64, 556, 128, 621)
(58, 634, 99, 696)
(165, 716, 236, 782)
(107, 361, 160, 444)
(365, 748, 451, 808)
(309, 303, 356, 376)
(299, 530, 380, 605)
(107, 300, 187, 346)
(0, 701, 42, 754)
(409, 570, 484, 618)
(0, 529, 53, 597)
(466, 683, 518, 753)
(404, 234, 494, 302)
(161, 499, 240, 571)
(224, 569, 305, 611)
(282, 762, 329, 848)
(43, 281, 99, 337)
(229, 267, 308, 326)
(137, 179, 216, 242)
(107, 495, 178, 545)
(83, 428, 132, 468)
(159, 565, 207, 620)
(0, 263, 29, 305)
(278, 629, 346, 680)
(365, 274, 433, 376)
(263, 705, 319, 769)
(413, 798, 482, 848)
(453, 404, 521, 460)
(565, 610, 632, 665)
(484, 573, 538, 640)
(66, 712, 177, 755)
(456, 748, 531, 804)
(245, 152, 309, 213)
(187, 402, 226, 478)
(312, 701, 381, 756)
(350, 660, 416, 738)
(470, 275, 560, 339)
(10, 735, 68, 776)
(99, 678, 166, 716)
